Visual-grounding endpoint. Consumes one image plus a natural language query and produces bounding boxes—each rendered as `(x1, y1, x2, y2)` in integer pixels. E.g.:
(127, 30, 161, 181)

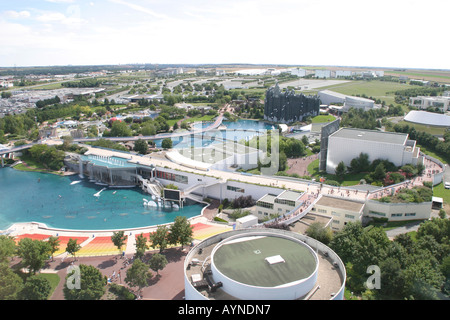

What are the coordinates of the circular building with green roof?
(184, 229, 346, 300)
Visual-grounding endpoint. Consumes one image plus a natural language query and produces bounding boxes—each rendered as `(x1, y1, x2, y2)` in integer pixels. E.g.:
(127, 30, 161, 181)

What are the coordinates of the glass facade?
(156, 170, 188, 184)
(227, 186, 245, 193)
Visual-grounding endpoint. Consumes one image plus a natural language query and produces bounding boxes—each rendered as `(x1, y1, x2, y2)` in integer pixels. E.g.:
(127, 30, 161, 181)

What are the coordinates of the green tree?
(372, 163, 386, 181)
(335, 161, 347, 180)
(19, 276, 51, 300)
(134, 139, 148, 155)
(66, 238, 81, 261)
(169, 216, 193, 249)
(109, 120, 132, 137)
(150, 225, 169, 253)
(135, 233, 149, 260)
(17, 238, 51, 275)
(148, 253, 168, 275)
(0, 263, 23, 300)
(305, 222, 333, 245)
(0, 235, 16, 264)
(125, 259, 152, 297)
(63, 264, 106, 300)
(111, 231, 127, 257)
(47, 236, 60, 261)
(161, 138, 173, 149)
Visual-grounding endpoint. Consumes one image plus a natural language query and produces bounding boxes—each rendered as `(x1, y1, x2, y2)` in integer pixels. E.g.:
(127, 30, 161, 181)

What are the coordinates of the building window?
(256, 201, 274, 209)
(332, 220, 340, 224)
(156, 170, 188, 184)
(369, 211, 386, 217)
(391, 213, 403, 217)
(275, 198, 296, 207)
(405, 213, 416, 217)
(318, 209, 327, 214)
(227, 186, 245, 193)
(345, 214, 355, 219)
(331, 211, 340, 216)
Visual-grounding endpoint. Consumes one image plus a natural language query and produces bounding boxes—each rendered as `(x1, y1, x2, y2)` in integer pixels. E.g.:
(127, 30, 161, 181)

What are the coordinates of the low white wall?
(364, 200, 432, 221)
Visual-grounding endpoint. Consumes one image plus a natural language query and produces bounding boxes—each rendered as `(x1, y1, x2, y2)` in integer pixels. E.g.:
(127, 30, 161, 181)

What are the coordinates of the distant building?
(318, 90, 375, 112)
(315, 70, 331, 78)
(289, 68, 306, 77)
(264, 83, 320, 124)
(326, 128, 423, 174)
(409, 96, 450, 112)
(254, 190, 304, 220)
(335, 70, 352, 78)
(312, 196, 365, 232)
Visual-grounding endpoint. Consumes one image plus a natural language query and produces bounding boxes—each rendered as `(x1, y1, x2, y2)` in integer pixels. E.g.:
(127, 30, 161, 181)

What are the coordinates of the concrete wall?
(327, 137, 407, 173)
(364, 200, 432, 221)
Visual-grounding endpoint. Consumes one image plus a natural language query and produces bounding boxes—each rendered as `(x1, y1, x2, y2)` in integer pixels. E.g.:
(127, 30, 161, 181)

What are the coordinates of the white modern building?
(335, 70, 352, 78)
(315, 69, 331, 78)
(184, 229, 346, 300)
(409, 95, 450, 112)
(255, 190, 304, 220)
(318, 90, 375, 111)
(288, 68, 307, 77)
(326, 128, 423, 174)
(312, 196, 365, 232)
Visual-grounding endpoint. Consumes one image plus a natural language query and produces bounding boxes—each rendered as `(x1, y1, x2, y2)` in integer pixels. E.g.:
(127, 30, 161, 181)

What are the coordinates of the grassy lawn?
(14, 157, 64, 175)
(307, 159, 366, 186)
(433, 182, 450, 206)
(30, 82, 63, 90)
(397, 121, 448, 136)
(317, 80, 422, 106)
(37, 273, 61, 299)
(311, 114, 336, 123)
(182, 114, 217, 124)
(418, 145, 450, 165)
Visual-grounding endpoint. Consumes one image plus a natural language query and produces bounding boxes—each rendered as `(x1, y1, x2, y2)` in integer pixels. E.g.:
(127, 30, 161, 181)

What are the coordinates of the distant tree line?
(36, 96, 61, 109)
(392, 86, 447, 105)
(61, 78, 103, 88)
(340, 107, 404, 130)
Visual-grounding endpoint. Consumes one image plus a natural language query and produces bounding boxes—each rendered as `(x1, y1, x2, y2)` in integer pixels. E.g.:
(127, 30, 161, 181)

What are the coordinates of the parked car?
(445, 182, 450, 189)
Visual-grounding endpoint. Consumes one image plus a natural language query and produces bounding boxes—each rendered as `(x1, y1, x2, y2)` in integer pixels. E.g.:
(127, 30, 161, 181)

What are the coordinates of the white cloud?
(108, 0, 169, 19)
(44, 0, 76, 3)
(3, 10, 31, 19)
(35, 10, 86, 28)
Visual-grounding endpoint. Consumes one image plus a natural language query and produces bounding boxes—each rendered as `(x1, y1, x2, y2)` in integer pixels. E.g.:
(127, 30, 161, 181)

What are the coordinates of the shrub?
(109, 283, 135, 300)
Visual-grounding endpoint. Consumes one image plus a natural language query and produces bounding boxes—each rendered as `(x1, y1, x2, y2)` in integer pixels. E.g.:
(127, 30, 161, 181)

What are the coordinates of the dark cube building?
(264, 83, 320, 124)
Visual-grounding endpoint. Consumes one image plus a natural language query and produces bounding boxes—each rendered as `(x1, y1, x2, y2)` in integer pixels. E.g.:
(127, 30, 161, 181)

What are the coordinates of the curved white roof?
(404, 110, 450, 127)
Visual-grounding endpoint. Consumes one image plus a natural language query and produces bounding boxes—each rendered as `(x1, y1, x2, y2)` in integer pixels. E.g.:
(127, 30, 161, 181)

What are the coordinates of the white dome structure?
(404, 110, 450, 127)
(184, 229, 346, 300)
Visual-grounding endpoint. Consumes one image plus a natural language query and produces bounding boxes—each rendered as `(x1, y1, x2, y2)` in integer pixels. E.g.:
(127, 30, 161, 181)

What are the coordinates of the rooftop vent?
(265, 255, 285, 265)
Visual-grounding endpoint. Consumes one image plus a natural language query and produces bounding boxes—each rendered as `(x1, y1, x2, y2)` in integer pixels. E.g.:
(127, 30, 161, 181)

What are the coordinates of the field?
(311, 114, 336, 123)
(316, 80, 422, 106)
(397, 120, 448, 136)
(385, 70, 450, 83)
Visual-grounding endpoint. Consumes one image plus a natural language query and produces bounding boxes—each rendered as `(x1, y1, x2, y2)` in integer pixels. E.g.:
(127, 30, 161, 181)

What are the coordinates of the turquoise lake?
(0, 167, 205, 231)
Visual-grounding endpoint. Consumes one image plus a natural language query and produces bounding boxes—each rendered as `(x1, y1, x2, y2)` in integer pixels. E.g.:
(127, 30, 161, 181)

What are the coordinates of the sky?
(0, 0, 449, 69)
